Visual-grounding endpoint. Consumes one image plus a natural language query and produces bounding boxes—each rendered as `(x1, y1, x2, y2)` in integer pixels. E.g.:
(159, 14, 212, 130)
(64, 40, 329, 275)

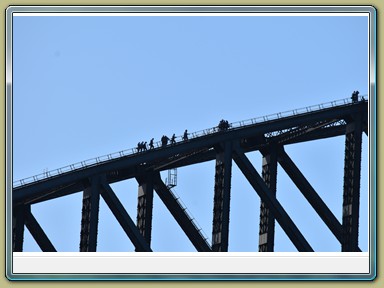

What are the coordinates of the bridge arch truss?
(12, 98, 369, 252)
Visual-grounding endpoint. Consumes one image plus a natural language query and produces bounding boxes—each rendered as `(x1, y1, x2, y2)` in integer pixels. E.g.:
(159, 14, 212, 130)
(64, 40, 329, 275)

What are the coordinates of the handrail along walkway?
(13, 95, 367, 188)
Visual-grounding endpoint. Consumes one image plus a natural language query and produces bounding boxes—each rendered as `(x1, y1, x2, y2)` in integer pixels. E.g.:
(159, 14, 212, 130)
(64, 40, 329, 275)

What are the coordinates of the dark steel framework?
(12, 98, 368, 252)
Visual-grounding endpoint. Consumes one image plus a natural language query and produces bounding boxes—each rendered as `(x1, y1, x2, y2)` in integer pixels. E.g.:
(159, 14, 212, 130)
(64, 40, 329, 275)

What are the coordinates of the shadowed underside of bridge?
(12, 99, 368, 252)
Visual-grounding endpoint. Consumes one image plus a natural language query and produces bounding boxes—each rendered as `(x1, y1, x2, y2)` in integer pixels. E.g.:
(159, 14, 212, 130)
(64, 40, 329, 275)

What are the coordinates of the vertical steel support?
(342, 115, 363, 252)
(13, 205, 26, 252)
(259, 147, 278, 252)
(79, 177, 101, 252)
(212, 141, 232, 252)
(136, 174, 154, 248)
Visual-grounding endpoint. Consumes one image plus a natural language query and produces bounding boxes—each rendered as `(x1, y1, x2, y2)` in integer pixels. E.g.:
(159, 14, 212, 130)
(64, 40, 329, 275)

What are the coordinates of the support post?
(79, 177, 101, 252)
(136, 174, 154, 248)
(342, 115, 363, 252)
(13, 205, 26, 252)
(258, 146, 278, 252)
(212, 141, 232, 252)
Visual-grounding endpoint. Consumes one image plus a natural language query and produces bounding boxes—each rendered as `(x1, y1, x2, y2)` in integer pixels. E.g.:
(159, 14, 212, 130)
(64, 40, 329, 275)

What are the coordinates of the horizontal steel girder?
(13, 101, 367, 206)
(233, 143, 314, 252)
(19, 124, 350, 206)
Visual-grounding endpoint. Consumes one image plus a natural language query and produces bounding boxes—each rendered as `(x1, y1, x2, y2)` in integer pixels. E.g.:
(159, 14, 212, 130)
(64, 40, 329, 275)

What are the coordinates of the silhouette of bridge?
(12, 96, 368, 252)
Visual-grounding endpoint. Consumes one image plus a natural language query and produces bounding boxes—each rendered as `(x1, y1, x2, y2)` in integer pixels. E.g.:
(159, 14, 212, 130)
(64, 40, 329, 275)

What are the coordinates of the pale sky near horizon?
(13, 13, 369, 252)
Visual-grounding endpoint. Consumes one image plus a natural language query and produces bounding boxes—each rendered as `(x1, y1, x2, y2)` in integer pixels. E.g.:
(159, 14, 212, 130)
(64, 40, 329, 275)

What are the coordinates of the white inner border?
(14, 12, 369, 17)
(14, 252, 370, 274)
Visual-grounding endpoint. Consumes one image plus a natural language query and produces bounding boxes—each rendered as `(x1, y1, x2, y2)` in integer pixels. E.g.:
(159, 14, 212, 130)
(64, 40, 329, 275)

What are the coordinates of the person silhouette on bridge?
(183, 129, 189, 141)
(170, 133, 176, 145)
(149, 138, 154, 149)
(218, 119, 230, 131)
(161, 135, 170, 147)
(137, 141, 147, 152)
(351, 90, 359, 103)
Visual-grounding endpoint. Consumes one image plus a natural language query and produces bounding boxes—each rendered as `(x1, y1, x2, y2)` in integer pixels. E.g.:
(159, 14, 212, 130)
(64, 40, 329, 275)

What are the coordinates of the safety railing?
(13, 95, 367, 188)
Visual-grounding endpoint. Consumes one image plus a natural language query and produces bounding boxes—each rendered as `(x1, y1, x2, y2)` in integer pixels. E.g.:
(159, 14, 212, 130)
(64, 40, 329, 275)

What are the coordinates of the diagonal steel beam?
(152, 172, 212, 252)
(232, 143, 314, 252)
(100, 181, 152, 252)
(277, 148, 362, 252)
(24, 207, 56, 252)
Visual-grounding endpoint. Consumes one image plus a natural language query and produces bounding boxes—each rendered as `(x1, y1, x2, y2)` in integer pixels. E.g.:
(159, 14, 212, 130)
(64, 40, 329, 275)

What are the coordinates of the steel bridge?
(12, 96, 368, 252)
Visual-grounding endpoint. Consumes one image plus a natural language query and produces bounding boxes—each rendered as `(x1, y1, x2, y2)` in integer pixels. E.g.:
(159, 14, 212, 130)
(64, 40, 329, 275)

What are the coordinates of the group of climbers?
(137, 129, 190, 152)
(136, 118, 231, 153)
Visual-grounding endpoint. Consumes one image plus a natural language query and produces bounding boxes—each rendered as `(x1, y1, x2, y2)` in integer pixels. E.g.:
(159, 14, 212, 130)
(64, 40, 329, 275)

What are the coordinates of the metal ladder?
(165, 168, 177, 189)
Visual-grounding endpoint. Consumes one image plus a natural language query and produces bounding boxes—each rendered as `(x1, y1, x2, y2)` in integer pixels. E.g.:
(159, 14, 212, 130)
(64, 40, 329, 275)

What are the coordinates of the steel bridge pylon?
(12, 98, 368, 252)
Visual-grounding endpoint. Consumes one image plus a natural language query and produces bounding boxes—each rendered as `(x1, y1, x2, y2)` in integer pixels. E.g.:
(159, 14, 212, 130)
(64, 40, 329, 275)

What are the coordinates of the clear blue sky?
(13, 13, 369, 252)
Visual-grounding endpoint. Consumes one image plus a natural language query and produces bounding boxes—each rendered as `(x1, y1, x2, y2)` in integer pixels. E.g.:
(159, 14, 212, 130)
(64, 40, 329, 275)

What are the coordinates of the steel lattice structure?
(12, 97, 368, 252)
